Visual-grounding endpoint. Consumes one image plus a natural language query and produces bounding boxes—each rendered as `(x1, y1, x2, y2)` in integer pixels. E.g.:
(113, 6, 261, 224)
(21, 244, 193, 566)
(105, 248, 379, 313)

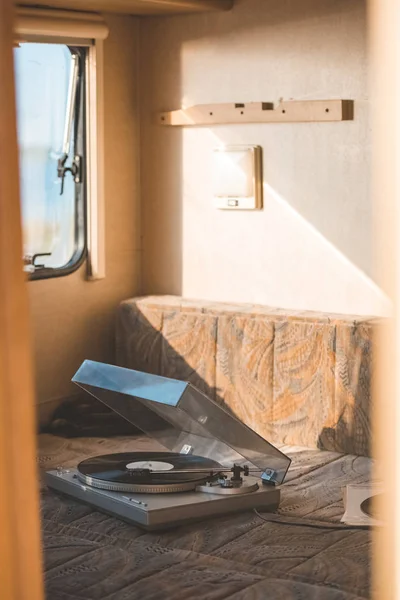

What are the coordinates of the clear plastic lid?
(73, 360, 291, 484)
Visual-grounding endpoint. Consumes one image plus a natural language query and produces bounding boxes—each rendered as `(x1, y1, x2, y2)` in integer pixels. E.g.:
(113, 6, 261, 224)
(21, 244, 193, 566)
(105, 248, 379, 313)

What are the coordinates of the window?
(14, 42, 86, 279)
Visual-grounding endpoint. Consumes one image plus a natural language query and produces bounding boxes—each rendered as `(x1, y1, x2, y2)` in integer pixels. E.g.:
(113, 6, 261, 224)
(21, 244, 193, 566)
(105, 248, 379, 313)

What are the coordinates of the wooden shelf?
(158, 100, 354, 126)
(18, 0, 233, 16)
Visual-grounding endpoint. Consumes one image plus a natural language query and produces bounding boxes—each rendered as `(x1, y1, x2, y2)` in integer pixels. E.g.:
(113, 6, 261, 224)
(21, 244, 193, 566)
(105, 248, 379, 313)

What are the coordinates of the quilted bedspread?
(38, 434, 374, 600)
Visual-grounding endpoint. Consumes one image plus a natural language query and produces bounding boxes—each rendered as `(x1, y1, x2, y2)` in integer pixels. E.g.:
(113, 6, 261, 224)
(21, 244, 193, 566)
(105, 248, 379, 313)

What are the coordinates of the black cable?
(253, 509, 370, 531)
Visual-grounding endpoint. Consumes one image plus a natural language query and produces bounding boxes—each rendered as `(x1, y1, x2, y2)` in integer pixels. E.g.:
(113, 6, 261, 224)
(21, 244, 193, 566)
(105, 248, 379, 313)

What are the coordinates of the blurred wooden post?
(0, 1, 44, 599)
(369, 0, 399, 598)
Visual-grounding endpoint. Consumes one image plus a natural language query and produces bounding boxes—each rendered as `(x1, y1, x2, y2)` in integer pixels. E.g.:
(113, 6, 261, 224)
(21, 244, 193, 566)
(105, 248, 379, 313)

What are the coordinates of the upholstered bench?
(116, 295, 378, 457)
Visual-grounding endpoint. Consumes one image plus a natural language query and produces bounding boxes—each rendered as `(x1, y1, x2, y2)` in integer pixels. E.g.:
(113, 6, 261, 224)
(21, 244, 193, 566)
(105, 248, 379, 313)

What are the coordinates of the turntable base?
(45, 469, 280, 530)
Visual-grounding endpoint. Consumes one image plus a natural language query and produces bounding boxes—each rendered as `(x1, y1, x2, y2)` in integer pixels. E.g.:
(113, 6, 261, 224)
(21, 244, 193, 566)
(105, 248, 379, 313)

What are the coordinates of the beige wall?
(140, 0, 389, 316)
(31, 0, 390, 415)
(29, 15, 141, 415)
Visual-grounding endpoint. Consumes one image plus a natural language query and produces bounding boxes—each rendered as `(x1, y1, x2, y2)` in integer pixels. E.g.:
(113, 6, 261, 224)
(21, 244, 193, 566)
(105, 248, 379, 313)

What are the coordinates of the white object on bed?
(341, 483, 384, 526)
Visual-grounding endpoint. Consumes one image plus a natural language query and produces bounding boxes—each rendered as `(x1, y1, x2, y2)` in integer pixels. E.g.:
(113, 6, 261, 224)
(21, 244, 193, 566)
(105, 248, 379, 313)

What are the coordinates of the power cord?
(253, 509, 370, 531)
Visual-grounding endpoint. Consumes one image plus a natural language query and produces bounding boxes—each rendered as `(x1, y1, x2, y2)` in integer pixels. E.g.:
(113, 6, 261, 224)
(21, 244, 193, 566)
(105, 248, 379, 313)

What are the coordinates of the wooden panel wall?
(0, 1, 44, 598)
(369, 1, 398, 598)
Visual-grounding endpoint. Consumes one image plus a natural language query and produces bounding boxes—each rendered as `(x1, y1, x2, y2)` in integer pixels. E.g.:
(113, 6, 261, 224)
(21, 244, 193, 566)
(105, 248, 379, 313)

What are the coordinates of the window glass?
(14, 43, 84, 274)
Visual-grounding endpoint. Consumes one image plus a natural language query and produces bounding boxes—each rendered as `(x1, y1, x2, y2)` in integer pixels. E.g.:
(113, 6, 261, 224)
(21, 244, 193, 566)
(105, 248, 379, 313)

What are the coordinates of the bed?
(39, 433, 372, 600)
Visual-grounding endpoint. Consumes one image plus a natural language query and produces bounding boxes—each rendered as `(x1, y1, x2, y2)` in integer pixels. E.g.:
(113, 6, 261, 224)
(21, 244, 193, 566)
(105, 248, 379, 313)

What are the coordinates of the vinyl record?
(360, 493, 384, 520)
(78, 451, 223, 487)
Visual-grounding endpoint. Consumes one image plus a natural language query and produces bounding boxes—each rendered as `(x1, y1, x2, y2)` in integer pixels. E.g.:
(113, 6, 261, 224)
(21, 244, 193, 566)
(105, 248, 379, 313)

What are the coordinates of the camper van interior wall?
(213, 145, 263, 210)
(3, 0, 386, 596)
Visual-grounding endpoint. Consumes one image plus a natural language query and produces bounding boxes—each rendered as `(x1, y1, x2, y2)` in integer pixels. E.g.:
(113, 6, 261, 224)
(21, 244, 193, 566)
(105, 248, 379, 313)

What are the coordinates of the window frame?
(14, 8, 108, 282)
(17, 43, 88, 281)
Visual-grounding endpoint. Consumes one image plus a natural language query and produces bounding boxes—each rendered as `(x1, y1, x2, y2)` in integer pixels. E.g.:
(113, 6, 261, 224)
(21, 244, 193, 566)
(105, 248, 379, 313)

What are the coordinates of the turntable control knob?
(56, 465, 69, 476)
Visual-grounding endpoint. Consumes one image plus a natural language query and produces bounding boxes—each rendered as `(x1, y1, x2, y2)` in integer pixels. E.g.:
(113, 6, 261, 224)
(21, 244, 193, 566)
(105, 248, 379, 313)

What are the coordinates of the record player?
(46, 360, 291, 530)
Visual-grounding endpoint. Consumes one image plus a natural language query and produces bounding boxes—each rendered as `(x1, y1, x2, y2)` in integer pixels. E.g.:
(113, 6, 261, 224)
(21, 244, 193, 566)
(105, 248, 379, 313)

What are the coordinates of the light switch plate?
(213, 145, 263, 210)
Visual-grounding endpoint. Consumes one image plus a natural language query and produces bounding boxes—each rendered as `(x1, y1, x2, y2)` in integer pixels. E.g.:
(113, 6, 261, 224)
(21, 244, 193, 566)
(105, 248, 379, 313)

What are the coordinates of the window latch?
(23, 252, 52, 272)
(57, 154, 82, 195)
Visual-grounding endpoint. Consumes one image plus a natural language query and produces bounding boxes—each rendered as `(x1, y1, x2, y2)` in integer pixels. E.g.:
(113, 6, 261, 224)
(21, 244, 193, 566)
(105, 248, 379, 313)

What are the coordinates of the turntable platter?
(77, 452, 223, 493)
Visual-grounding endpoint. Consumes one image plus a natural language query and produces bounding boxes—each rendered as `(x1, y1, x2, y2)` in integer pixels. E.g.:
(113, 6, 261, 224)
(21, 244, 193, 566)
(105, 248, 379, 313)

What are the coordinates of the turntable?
(46, 360, 291, 530)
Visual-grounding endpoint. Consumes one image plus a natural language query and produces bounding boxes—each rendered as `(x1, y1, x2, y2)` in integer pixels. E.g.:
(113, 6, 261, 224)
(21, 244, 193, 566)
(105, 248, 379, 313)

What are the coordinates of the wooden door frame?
(0, 2, 44, 599)
(367, 0, 400, 597)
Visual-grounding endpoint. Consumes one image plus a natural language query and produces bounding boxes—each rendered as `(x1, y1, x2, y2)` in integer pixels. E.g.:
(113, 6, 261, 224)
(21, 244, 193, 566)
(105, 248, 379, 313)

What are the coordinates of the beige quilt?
(39, 434, 373, 600)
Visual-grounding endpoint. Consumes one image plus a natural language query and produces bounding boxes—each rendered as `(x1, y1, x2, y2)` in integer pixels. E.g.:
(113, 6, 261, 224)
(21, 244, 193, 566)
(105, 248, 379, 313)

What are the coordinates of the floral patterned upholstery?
(116, 296, 379, 456)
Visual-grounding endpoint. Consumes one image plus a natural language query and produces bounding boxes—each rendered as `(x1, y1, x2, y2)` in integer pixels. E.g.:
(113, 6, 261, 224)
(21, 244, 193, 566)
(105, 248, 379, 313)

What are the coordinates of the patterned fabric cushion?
(116, 296, 379, 456)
